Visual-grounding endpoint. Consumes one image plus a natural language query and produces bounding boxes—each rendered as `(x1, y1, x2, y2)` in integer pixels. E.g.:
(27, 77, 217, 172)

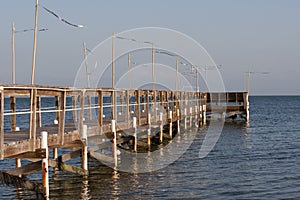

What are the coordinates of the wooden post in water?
(53, 148, 58, 173)
(0, 87, 4, 160)
(82, 125, 88, 173)
(244, 92, 249, 122)
(159, 112, 163, 143)
(133, 117, 137, 152)
(189, 107, 193, 128)
(153, 91, 157, 122)
(169, 111, 173, 138)
(31, 0, 38, 85)
(147, 113, 151, 148)
(111, 120, 117, 167)
(184, 108, 187, 130)
(41, 131, 49, 198)
(177, 108, 180, 134)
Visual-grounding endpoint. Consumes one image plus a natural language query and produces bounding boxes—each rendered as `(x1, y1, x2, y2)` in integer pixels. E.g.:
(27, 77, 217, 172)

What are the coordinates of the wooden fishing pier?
(0, 84, 249, 197)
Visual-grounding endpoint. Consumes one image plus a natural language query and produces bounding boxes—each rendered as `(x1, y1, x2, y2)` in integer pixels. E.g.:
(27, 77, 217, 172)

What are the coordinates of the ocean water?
(0, 96, 300, 199)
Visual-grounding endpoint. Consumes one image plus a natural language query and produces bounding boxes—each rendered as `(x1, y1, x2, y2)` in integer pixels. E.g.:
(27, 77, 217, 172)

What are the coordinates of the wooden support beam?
(10, 96, 17, 131)
(89, 151, 114, 165)
(78, 90, 85, 138)
(136, 90, 141, 126)
(55, 96, 59, 121)
(87, 94, 92, 120)
(6, 160, 41, 176)
(126, 90, 130, 129)
(58, 90, 66, 145)
(98, 91, 103, 127)
(0, 171, 44, 194)
(29, 89, 37, 151)
(8, 148, 46, 159)
(49, 160, 88, 176)
(72, 96, 77, 123)
(36, 96, 42, 127)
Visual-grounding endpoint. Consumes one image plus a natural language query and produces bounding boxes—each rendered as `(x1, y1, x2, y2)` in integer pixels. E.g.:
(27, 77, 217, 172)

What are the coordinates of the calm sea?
(0, 96, 299, 199)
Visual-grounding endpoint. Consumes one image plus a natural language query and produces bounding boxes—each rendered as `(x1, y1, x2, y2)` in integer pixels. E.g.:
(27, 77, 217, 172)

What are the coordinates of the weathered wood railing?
(0, 84, 248, 160)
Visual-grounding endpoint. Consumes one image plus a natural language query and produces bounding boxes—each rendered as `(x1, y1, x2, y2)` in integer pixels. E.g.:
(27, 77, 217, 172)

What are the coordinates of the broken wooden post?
(41, 131, 49, 198)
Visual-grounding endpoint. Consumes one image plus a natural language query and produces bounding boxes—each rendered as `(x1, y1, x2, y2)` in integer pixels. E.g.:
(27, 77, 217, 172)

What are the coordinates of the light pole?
(12, 23, 15, 84)
(83, 42, 90, 88)
(244, 70, 270, 93)
(31, 0, 38, 85)
(113, 34, 154, 90)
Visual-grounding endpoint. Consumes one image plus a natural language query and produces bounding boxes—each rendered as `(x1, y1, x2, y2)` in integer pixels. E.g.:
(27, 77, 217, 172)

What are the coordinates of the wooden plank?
(0, 88, 4, 160)
(49, 160, 88, 176)
(0, 171, 44, 194)
(89, 151, 114, 164)
(6, 160, 42, 176)
(9, 148, 46, 159)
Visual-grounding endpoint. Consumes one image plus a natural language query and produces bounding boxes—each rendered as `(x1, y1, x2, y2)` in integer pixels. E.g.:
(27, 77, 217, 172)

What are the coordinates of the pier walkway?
(0, 84, 249, 196)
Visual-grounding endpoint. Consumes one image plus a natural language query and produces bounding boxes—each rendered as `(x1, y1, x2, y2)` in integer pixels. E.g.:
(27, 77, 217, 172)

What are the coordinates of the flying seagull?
(42, 6, 84, 28)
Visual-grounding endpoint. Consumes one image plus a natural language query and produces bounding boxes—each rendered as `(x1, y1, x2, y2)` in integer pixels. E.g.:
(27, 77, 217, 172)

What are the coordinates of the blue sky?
(1, 0, 299, 95)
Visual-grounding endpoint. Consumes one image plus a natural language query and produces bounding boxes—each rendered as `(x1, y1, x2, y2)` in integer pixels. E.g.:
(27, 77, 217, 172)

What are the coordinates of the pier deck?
(0, 84, 249, 196)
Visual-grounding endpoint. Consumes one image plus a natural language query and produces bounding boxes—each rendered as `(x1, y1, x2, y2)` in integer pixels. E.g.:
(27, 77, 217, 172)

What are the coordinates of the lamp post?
(31, 0, 38, 85)
(244, 70, 270, 93)
(12, 23, 15, 84)
(83, 42, 90, 88)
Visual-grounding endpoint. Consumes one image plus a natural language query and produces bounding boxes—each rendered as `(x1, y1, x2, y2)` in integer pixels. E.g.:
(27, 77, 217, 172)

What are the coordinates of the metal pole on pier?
(112, 32, 115, 89)
(128, 53, 131, 89)
(152, 42, 155, 91)
(12, 23, 15, 84)
(31, 0, 38, 85)
(83, 42, 90, 88)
